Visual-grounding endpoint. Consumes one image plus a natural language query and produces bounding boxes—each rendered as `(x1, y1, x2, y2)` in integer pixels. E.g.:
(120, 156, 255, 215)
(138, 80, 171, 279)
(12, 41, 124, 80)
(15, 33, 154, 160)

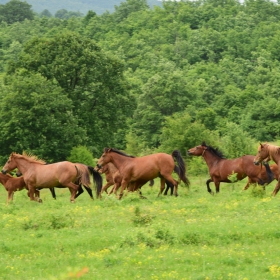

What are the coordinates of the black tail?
(88, 166, 103, 197)
(262, 162, 274, 185)
(172, 150, 190, 187)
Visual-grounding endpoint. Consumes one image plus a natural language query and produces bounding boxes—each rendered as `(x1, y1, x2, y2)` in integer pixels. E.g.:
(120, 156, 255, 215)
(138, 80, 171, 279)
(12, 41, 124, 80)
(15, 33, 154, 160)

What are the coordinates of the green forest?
(0, 0, 279, 164)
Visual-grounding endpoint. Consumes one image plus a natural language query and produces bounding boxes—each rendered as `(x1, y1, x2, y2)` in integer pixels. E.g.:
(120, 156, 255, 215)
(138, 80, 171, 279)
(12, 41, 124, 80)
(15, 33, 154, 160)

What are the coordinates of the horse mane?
(104, 148, 135, 158)
(14, 151, 46, 164)
(201, 141, 226, 159)
(263, 143, 280, 157)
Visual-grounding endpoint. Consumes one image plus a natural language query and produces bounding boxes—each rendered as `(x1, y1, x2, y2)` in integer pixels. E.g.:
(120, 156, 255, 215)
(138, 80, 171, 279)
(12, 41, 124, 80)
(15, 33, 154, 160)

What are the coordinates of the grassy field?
(1, 176, 280, 280)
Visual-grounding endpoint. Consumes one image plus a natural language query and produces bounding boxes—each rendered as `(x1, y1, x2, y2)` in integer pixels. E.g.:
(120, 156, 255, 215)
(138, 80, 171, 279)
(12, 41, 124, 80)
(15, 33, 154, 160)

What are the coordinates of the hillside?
(0, 0, 162, 15)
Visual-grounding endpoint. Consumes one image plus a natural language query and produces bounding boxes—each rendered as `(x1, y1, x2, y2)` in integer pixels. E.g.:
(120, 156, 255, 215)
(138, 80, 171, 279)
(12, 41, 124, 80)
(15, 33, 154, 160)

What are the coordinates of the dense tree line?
(0, 0, 279, 164)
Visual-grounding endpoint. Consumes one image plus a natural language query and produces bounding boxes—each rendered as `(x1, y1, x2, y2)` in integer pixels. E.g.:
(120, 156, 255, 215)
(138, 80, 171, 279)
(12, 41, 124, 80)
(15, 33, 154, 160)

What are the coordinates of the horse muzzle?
(95, 164, 102, 170)
(1, 169, 7, 174)
(253, 161, 260, 166)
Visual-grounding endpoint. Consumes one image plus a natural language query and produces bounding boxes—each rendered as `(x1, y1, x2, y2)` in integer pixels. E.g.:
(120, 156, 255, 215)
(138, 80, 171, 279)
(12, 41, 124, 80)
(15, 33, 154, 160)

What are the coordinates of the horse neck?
(270, 152, 280, 165)
(203, 150, 222, 167)
(14, 157, 33, 173)
(108, 153, 130, 170)
(0, 173, 10, 184)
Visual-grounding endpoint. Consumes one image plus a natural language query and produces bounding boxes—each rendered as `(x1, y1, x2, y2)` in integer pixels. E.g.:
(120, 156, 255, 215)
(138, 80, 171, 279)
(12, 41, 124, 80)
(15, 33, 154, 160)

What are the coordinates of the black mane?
(104, 147, 135, 158)
(201, 141, 226, 159)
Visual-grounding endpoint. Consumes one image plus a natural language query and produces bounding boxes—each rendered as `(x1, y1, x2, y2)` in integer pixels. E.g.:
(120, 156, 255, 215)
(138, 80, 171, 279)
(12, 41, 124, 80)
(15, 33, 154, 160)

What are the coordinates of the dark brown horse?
(188, 142, 274, 194)
(1, 153, 102, 202)
(254, 143, 280, 196)
(96, 148, 189, 199)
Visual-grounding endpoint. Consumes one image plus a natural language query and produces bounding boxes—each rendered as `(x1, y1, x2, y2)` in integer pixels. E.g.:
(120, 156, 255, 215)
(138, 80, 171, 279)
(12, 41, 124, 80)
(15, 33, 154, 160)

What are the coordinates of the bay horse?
(187, 142, 274, 194)
(96, 148, 189, 199)
(254, 143, 280, 196)
(1, 153, 102, 202)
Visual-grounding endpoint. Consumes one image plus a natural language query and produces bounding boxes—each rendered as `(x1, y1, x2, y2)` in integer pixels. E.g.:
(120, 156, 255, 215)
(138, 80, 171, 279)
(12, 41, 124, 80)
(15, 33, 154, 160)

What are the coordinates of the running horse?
(96, 148, 190, 199)
(188, 142, 274, 194)
(1, 153, 102, 202)
(254, 143, 280, 196)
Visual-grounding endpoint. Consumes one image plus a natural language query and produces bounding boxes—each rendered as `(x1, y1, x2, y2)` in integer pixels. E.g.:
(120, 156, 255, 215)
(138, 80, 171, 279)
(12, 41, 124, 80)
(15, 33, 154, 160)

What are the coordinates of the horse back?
(124, 153, 175, 181)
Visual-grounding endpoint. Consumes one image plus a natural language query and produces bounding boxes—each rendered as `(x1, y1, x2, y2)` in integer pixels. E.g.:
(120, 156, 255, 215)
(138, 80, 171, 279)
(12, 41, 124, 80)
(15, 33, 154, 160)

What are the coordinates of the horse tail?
(263, 162, 274, 185)
(172, 150, 190, 187)
(88, 166, 103, 197)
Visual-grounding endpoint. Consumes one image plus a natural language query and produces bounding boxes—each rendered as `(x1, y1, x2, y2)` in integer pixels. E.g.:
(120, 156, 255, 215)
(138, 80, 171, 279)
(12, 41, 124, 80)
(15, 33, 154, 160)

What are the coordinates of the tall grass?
(0, 176, 280, 279)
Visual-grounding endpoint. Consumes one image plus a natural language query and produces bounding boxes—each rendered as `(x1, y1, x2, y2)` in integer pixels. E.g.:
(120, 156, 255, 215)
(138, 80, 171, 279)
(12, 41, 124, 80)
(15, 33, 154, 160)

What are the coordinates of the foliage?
(0, 0, 280, 159)
(0, 0, 34, 24)
(67, 146, 95, 166)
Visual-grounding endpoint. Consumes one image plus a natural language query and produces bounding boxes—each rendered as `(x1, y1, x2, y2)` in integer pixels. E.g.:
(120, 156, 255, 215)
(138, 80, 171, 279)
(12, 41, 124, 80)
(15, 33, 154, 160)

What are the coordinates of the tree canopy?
(0, 0, 280, 163)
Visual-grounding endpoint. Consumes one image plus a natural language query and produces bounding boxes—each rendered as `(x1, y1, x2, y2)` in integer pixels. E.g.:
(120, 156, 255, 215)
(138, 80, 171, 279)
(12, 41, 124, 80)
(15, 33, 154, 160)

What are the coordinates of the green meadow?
(1, 177, 280, 280)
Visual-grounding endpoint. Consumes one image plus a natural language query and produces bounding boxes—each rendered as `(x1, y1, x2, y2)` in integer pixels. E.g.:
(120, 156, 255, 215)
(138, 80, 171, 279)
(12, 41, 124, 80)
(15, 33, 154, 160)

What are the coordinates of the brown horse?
(96, 148, 189, 199)
(0, 173, 30, 203)
(96, 162, 163, 198)
(188, 142, 274, 194)
(1, 153, 102, 202)
(254, 143, 280, 195)
(16, 164, 96, 200)
(243, 163, 279, 191)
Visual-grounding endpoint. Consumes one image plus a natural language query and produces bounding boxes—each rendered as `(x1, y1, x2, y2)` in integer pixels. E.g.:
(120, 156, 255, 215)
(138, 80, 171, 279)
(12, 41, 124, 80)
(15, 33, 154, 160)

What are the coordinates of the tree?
(40, 9, 52, 18)
(7, 31, 134, 154)
(0, 71, 86, 163)
(0, 0, 34, 24)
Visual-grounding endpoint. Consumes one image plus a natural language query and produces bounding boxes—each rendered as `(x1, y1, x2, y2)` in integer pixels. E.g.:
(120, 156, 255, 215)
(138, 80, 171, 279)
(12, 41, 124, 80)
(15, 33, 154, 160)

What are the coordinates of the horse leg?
(158, 177, 167, 196)
(214, 181, 220, 193)
(75, 185, 84, 199)
(49, 187, 56, 199)
(118, 180, 129, 200)
(206, 179, 214, 195)
(272, 181, 280, 196)
(7, 190, 14, 204)
(63, 182, 79, 202)
(101, 182, 113, 197)
(83, 186, 94, 199)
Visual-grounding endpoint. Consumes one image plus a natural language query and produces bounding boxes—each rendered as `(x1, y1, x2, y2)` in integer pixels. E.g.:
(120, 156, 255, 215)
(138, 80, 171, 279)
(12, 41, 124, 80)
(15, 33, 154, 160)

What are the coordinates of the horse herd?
(0, 142, 279, 203)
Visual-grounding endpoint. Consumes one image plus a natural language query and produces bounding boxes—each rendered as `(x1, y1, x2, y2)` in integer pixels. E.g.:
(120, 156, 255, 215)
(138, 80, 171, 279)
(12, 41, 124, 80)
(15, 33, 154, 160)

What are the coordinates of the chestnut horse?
(1, 153, 102, 202)
(16, 164, 96, 200)
(97, 162, 175, 197)
(0, 173, 39, 203)
(96, 148, 189, 199)
(254, 143, 280, 195)
(188, 142, 274, 194)
(243, 163, 279, 191)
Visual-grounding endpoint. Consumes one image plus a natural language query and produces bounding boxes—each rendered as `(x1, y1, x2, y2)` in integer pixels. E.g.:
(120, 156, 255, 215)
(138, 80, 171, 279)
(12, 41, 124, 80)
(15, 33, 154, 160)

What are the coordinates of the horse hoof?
(38, 199, 42, 203)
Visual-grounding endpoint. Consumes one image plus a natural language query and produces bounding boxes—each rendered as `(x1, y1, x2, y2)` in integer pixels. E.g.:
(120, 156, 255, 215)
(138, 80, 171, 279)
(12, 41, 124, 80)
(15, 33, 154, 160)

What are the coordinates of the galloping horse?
(16, 163, 97, 200)
(243, 163, 279, 191)
(96, 148, 189, 199)
(188, 142, 274, 194)
(96, 162, 176, 198)
(0, 173, 35, 203)
(254, 143, 280, 196)
(1, 153, 102, 202)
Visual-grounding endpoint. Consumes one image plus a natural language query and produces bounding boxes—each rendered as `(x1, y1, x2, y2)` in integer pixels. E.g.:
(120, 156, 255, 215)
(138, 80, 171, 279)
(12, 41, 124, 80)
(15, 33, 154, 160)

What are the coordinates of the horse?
(0, 173, 36, 203)
(243, 163, 279, 191)
(187, 142, 274, 194)
(254, 143, 280, 196)
(96, 148, 190, 199)
(16, 164, 96, 200)
(1, 153, 102, 203)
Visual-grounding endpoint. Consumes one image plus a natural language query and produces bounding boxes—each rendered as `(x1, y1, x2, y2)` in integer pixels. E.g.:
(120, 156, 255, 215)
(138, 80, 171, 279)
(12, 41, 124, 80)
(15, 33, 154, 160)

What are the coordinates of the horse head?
(1, 153, 17, 174)
(187, 142, 208, 157)
(254, 143, 269, 165)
